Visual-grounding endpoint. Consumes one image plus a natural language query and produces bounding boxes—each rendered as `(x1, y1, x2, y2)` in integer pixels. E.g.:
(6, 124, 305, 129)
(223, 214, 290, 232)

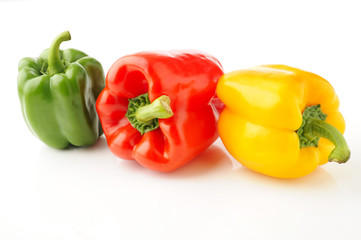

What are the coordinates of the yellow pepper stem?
(303, 118, 350, 164)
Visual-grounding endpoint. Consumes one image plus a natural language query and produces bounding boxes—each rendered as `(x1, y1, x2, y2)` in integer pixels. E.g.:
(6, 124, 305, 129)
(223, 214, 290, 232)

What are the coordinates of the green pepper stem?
(47, 31, 71, 75)
(304, 119, 350, 163)
(135, 95, 173, 123)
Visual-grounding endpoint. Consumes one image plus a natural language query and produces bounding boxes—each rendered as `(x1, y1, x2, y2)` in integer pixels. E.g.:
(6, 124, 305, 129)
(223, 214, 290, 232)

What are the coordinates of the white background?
(1, 0, 361, 239)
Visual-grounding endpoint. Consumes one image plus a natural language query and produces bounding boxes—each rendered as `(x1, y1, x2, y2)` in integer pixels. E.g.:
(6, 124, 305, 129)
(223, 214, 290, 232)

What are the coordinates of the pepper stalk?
(126, 93, 173, 135)
(47, 31, 71, 75)
(297, 104, 350, 163)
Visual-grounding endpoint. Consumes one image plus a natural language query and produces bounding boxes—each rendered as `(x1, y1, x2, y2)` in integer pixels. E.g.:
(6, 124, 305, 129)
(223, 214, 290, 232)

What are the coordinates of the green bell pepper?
(18, 31, 105, 149)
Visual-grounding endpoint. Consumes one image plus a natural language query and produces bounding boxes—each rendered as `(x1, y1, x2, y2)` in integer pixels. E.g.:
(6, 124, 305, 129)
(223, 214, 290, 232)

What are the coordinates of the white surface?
(1, 0, 361, 239)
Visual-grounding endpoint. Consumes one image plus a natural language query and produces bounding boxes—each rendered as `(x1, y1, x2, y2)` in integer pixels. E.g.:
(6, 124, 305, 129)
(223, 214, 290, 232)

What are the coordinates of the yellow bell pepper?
(217, 64, 350, 178)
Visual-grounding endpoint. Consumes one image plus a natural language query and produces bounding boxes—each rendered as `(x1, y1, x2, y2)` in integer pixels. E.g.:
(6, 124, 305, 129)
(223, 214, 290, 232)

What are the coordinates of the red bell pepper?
(96, 50, 224, 172)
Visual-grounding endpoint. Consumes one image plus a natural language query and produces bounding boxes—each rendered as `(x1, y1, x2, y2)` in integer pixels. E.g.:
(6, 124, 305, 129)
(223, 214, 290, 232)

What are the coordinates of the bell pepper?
(96, 50, 223, 172)
(217, 64, 350, 178)
(18, 31, 105, 149)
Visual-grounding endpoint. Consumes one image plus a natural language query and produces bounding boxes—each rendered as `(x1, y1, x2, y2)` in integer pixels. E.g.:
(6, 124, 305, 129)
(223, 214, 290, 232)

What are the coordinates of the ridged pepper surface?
(96, 51, 223, 172)
(18, 31, 105, 149)
(217, 65, 350, 178)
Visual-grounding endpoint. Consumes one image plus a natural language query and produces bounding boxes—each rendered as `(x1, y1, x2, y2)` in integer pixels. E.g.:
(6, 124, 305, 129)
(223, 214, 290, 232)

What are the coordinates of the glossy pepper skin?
(217, 65, 350, 178)
(96, 50, 223, 172)
(18, 31, 105, 149)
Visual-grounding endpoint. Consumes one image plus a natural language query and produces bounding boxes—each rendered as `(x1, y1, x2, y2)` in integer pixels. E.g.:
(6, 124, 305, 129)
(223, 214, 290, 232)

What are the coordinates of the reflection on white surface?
(3, 134, 358, 239)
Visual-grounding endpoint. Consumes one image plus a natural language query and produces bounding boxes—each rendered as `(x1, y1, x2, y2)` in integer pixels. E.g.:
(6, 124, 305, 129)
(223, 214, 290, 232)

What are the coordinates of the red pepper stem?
(304, 118, 350, 163)
(135, 95, 173, 123)
(47, 31, 71, 75)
